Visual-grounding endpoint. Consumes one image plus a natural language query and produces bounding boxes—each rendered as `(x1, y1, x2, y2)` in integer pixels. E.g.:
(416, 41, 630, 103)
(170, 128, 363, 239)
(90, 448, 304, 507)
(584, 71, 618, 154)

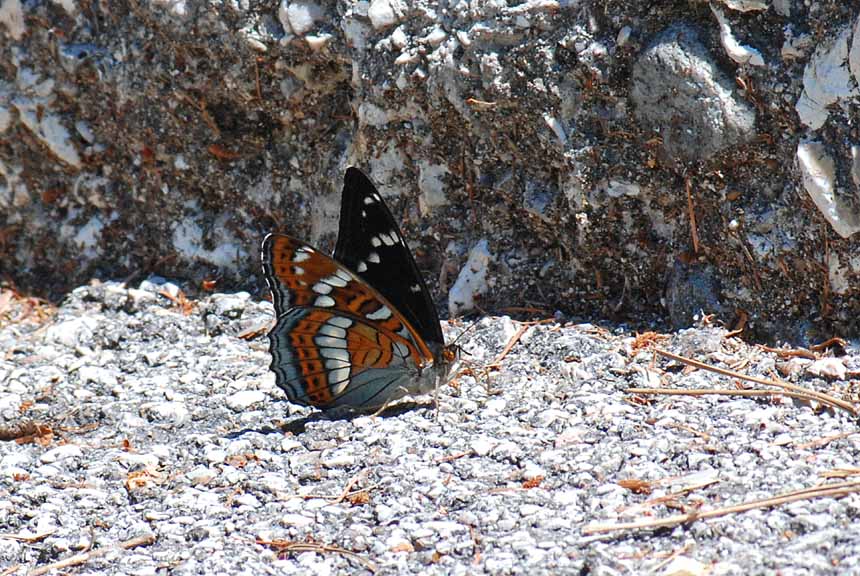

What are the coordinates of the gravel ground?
(2, 279, 860, 575)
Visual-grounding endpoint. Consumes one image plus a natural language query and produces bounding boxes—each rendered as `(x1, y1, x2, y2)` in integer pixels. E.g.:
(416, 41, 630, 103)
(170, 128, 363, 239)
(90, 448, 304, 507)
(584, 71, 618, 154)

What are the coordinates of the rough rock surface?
(2, 282, 860, 574)
(1, 2, 860, 340)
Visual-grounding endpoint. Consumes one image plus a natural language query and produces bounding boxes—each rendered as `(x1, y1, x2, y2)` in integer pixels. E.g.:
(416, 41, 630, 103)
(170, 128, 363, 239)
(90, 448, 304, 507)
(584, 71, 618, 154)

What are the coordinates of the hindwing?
(261, 232, 435, 409)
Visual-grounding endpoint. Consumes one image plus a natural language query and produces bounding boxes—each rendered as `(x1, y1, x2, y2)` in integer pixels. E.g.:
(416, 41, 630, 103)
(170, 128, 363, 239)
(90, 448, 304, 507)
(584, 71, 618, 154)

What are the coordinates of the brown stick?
(258, 540, 377, 572)
(28, 533, 156, 576)
(626, 387, 837, 408)
(583, 481, 860, 535)
(488, 323, 530, 367)
(795, 431, 858, 450)
(652, 348, 856, 416)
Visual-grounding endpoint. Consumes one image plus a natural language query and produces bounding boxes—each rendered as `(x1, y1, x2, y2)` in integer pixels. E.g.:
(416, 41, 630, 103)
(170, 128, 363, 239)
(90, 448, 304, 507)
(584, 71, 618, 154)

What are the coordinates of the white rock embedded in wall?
(358, 102, 390, 127)
(151, 0, 188, 18)
(73, 215, 104, 259)
(711, 5, 765, 66)
(0, 0, 26, 40)
(416, 161, 450, 216)
(279, 1, 324, 36)
(449, 240, 492, 318)
(172, 205, 249, 269)
(849, 15, 860, 90)
(12, 99, 82, 169)
(305, 33, 331, 51)
(828, 254, 851, 295)
(543, 113, 567, 147)
(367, 0, 401, 30)
(0, 158, 29, 212)
(718, 0, 768, 11)
(367, 143, 406, 194)
(51, 0, 77, 15)
(0, 106, 11, 133)
(795, 24, 855, 130)
(852, 146, 860, 188)
(796, 140, 860, 239)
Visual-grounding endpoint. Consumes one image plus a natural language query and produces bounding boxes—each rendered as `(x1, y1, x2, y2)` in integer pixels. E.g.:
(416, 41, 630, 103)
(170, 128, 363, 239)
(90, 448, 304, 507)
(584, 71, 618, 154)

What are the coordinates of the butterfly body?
(262, 168, 455, 411)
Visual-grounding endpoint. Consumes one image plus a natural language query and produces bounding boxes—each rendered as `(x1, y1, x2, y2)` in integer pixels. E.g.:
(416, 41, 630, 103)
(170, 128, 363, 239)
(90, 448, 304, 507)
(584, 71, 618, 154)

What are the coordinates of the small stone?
(279, 1, 323, 36)
(40, 444, 83, 464)
(662, 556, 709, 576)
(186, 466, 217, 486)
(448, 240, 492, 317)
(375, 504, 396, 523)
(367, 0, 398, 30)
(139, 401, 190, 426)
(281, 513, 314, 527)
(234, 493, 261, 508)
(807, 357, 847, 380)
(45, 316, 100, 348)
(204, 447, 227, 464)
(322, 451, 355, 468)
(471, 437, 496, 457)
(209, 292, 251, 319)
(225, 390, 266, 411)
(117, 453, 160, 469)
(78, 365, 119, 387)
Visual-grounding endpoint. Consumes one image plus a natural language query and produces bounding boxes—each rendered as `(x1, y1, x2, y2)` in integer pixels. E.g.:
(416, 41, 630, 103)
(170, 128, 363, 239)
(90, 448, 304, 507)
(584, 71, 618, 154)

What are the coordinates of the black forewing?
(333, 167, 444, 346)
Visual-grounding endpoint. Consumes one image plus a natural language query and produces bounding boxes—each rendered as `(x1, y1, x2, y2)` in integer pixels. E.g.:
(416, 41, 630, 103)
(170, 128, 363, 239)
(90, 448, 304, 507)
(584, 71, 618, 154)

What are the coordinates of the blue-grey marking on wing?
(269, 307, 421, 408)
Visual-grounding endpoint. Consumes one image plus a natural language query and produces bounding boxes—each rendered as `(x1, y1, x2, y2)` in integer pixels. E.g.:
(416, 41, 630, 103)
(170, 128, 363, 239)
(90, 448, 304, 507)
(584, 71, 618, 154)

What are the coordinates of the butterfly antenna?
(447, 315, 482, 350)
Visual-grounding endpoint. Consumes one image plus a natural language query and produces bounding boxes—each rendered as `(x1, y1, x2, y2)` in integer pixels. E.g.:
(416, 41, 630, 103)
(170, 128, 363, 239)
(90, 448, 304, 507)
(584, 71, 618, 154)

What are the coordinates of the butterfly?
(261, 167, 458, 411)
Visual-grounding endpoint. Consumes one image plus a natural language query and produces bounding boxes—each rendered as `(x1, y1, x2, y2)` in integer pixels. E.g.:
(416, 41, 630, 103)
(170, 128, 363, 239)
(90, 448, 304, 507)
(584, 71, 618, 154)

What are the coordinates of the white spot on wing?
(319, 324, 346, 338)
(329, 367, 351, 390)
(410, 284, 422, 293)
(370, 236, 382, 248)
(325, 357, 350, 369)
(380, 232, 397, 246)
(330, 316, 353, 328)
(394, 341, 410, 359)
(315, 295, 336, 307)
(321, 347, 350, 362)
(357, 261, 368, 272)
(313, 282, 332, 294)
(294, 266, 305, 275)
(367, 252, 380, 264)
(366, 306, 392, 320)
(323, 273, 348, 288)
(315, 335, 346, 348)
(361, 210, 367, 218)
(334, 269, 352, 283)
(293, 251, 311, 263)
(363, 195, 375, 205)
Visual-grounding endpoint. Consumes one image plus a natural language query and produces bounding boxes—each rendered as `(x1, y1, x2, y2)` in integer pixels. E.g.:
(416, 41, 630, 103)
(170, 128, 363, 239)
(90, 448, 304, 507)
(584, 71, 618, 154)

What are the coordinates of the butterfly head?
(418, 340, 460, 392)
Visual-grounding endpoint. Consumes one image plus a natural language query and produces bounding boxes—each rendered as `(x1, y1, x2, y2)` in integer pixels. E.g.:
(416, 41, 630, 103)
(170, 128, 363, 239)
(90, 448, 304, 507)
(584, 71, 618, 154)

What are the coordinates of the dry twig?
(583, 481, 860, 535)
(27, 533, 156, 576)
(258, 539, 376, 572)
(0, 421, 53, 444)
(627, 348, 857, 417)
(488, 323, 530, 367)
(795, 431, 857, 450)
